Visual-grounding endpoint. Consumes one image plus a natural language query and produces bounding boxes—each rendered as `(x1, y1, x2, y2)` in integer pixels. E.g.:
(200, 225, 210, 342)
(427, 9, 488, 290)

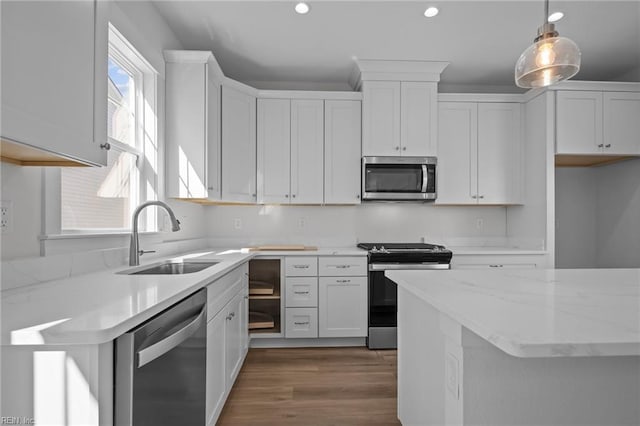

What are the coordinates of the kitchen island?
(388, 268, 640, 426)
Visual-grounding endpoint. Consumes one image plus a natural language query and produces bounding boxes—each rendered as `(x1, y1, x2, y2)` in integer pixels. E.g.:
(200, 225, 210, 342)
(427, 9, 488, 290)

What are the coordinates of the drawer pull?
(293, 265, 310, 269)
(294, 291, 310, 295)
(294, 321, 310, 326)
(488, 264, 504, 268)
(334, 265, 350, 269)
(336, 279, 351, 283)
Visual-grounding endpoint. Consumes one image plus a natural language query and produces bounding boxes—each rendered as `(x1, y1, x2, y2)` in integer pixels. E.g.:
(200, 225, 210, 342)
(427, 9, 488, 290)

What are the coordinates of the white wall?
(555, 158, 640, 269)
(595, 158, 640, 268)
(555, 167, 598, 268)
(205, 204, 507, 247)
(0, 0, 208, 261)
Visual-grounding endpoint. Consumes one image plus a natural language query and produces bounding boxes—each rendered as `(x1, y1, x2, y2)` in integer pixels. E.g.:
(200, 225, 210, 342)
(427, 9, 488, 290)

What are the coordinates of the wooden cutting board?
(248, 245, 318, 251)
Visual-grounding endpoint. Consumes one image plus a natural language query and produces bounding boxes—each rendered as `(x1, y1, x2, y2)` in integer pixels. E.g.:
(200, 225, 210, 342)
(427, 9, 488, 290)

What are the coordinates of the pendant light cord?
(544, 0, 549, 23)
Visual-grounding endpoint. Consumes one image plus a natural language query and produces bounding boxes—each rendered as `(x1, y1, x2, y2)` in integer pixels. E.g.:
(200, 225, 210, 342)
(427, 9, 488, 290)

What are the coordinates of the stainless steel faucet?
(129, 201, 181, 266)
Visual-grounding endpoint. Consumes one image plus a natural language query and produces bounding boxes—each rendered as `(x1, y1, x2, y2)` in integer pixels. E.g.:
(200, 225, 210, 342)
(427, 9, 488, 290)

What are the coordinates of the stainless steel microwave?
(362, 156, 437, 201)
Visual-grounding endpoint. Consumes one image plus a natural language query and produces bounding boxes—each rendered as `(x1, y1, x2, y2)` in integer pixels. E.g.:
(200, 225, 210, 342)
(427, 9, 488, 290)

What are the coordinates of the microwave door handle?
(421, 164, 428, 193)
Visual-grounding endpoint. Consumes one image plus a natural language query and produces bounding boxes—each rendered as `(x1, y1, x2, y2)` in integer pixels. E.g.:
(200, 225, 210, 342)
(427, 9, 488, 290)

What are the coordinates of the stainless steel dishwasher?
(115, 288, 207, 425)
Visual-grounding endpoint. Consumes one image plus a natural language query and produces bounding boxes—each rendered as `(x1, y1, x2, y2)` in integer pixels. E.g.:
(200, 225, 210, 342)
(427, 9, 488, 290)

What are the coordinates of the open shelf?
(248, 259, 282, 335)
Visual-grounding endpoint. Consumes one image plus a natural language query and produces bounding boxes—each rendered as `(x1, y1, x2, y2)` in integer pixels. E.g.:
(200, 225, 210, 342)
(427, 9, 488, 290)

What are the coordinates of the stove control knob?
(380, 245, 387, 253)
(371, 246, 378, 253)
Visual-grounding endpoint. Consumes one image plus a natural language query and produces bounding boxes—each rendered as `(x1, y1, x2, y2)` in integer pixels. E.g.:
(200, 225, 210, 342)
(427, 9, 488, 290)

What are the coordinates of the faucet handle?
(139, 250, 156, 256)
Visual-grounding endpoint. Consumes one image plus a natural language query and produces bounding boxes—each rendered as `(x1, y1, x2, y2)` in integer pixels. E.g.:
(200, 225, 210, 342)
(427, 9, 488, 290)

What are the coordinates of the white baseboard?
(249, 337, 366, 348)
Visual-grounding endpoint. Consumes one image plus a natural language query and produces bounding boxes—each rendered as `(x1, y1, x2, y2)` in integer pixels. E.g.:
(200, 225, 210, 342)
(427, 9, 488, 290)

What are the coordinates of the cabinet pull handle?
(226, 315, 233, 321)
(252, 193, 256, 197)
(207, 187, 214, 190)
(292, 194, 296, 198)
(244, 295, 249, 300)
(488, 264, 504, 268)
(285, 194, 289, 198)
(471, 195, 477, 199)
(598, 144, 604, 148)
(100, 142, 111, 151)
(294, 322, 310, 326)
(402, 147, 407, 151)
(479, 195, 485, 199)
(293, 265, 310, 269)
(356, 194, 360, 199)
(294, 291, 310, 294)
(605, 144, 611, 148)
(335, 265, 350, 269)
(336, 279, 351, 283)
(395, 146, 400, 151)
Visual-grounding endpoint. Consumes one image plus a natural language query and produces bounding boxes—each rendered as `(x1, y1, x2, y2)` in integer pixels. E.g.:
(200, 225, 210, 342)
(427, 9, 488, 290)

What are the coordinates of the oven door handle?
(421, 164, 429, 193)
(369, 263, 451, 271)
(136, 305, 206, 368)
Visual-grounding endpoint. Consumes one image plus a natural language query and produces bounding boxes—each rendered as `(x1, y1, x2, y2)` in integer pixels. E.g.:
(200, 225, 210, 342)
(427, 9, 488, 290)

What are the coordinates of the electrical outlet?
(298, 217, 305, 229)
(476, 218, 484, 231)
(1, 201, 13, 233)
(233, 218, 242, 230)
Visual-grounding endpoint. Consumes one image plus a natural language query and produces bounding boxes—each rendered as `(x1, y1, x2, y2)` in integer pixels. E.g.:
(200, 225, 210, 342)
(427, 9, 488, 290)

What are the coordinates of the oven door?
(362, 156, 436, 201)
(368, 269, 398, 349)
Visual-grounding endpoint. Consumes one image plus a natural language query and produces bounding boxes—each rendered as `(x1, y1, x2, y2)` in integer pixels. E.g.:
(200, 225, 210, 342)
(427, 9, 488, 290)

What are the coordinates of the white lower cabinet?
(451, 254, 548, 269)
(205, 264, 249, 426)
(285, 307, 319, 338)
(318, 276, 367, 338)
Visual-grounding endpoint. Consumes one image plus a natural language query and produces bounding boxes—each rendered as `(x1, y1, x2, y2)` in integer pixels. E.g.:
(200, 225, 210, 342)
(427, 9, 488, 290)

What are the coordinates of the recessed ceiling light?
(548, 11, 564, 22)
(295, 2, 310, 14)
(424, 7, 439, 18)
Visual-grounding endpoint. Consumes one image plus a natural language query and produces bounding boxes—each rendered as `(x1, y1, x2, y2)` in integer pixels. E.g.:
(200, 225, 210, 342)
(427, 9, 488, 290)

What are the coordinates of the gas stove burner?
(357, 242, 453, 265)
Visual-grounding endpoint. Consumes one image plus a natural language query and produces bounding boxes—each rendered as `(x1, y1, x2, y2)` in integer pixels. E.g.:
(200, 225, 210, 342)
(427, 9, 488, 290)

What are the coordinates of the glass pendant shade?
(515, 35, 581, 88)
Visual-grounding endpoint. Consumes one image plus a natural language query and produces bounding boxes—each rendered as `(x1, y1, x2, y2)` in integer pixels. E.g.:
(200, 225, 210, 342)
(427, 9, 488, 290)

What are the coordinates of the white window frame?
(41, 24, 160, 253)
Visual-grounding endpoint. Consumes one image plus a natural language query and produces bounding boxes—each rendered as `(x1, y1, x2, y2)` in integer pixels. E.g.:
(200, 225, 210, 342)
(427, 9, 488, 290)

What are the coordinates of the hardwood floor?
(217, 347, 400, 425)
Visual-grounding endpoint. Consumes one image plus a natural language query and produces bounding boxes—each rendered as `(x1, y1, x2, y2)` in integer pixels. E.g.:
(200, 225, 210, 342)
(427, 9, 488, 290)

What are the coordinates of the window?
(59, 24, 158, 233)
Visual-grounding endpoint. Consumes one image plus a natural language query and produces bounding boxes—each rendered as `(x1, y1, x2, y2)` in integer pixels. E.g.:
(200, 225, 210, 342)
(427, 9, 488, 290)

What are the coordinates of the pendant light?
(515, 0, 581, 88)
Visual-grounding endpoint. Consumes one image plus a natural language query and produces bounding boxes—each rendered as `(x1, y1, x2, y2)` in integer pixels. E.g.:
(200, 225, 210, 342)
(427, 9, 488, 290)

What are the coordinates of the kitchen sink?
(121, 260, 220, 275)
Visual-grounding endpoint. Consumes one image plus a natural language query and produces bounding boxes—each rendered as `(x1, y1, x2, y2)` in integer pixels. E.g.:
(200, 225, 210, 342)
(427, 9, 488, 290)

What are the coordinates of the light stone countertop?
(388, 268, 640, 358)
(1, 247, 367, 346)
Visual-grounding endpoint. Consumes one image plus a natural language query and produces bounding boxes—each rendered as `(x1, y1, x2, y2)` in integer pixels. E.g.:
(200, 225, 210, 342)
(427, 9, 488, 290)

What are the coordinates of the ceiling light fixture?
(515, 0, 580, 88)
(548, 11, 564, 22)
(295, 2, 310, 15)
(424, 7, 439, 18)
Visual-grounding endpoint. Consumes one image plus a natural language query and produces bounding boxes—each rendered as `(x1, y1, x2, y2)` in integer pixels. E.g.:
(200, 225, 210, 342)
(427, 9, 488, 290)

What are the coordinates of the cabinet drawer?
(285, 257, 318, 276)
(451, 254, 547, 269)
(285, 308, 318, 338)
(318, 256, 367, 276)
(285, 277, 318, 308)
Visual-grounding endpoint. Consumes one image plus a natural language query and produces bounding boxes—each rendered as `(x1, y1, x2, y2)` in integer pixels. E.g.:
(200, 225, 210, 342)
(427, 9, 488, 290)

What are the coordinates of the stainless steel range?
(357, 243, 453, 349)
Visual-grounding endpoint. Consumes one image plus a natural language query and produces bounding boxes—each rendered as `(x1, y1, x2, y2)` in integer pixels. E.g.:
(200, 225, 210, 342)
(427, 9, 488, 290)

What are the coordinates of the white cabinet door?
(207, 66, 222, 200)
(603, 92, 640, 155)
(318, 277, 367, 337)
(436, 102, 478, 204)
(291, 100, 324, 204)
(477, 103, 522, 204)
(556, 91, 603, 154)
(362, 81, 401, 156)
(206, 309, 227, 426)
(0, 0, 107, 166)
(225, 292, 245, 385)
(401, 82, 437, 156)
(165, 61, 208, 198)
(222, 86, 257, 202)
(257, 99, 291, 204)
(324, 100, 362, 204)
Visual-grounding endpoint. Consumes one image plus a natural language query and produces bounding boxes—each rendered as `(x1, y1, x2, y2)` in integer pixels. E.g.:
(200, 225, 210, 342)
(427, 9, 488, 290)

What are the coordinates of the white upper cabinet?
(0, 0, 108, 166)
(257, 98, 324, 204)
(437, 100, 522, 205)
(222, 84, 257, 203)
(165, 51, 223, 200)
(291, 100, 324, 204)
(401, 82, 438, 156)
(437, 102, 477, 204)
(324, 100, 362, 204)
(362, 81, 437, 157)
(556, 91, 603, 154)
(603, 92, 640, 155)
(362, 81, 401, 156)
(257, 99, 291, 204)
(556, 89, 640, 155)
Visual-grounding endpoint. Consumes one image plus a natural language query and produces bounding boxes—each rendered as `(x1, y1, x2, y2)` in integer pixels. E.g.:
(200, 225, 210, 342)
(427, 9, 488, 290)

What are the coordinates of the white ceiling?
(152, 1, 640, 92)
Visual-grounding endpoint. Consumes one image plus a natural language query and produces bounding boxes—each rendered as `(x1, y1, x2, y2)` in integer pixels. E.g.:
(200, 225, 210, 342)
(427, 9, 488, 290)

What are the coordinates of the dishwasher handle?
(137, 305, 206, 368)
